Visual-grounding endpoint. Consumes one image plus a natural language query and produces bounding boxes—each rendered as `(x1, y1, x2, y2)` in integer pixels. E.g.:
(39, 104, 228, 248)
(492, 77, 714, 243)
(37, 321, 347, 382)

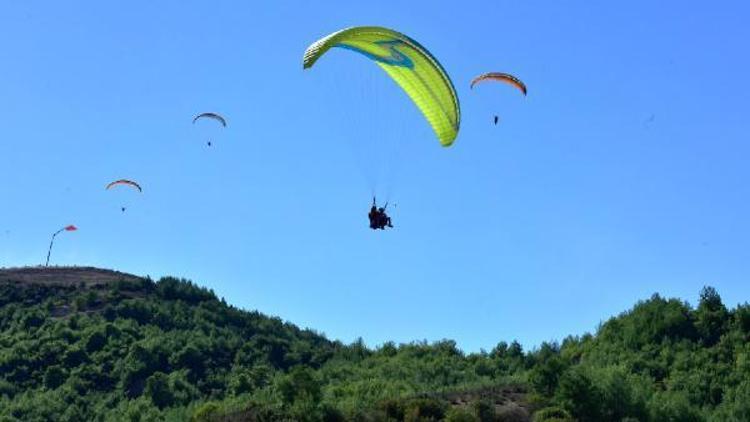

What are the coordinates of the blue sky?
(1, 1, 750, 353)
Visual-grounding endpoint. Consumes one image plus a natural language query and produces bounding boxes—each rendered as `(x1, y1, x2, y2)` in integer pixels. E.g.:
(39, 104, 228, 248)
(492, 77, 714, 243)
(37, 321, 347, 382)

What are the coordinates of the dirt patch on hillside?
(441, 384, 532, 420)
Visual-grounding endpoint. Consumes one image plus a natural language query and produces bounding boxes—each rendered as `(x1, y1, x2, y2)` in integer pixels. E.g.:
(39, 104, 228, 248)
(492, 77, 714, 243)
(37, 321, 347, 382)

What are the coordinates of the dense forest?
(1, 267, 749, 421)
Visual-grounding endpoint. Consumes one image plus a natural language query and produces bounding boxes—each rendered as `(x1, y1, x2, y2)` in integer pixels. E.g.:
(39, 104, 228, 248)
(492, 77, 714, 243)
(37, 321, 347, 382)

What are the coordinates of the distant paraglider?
(192, 112, 227, 127)
(470, 72, 526, 126)
(106, 179, 142, 192)
(106, 179, 142, 212)
(193, 112, 227, 147)
(470, 72, 527, 96)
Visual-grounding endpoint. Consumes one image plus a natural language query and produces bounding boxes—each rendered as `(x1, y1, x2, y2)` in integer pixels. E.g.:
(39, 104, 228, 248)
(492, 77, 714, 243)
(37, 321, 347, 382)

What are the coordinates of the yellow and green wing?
(303, 26, 460, 147)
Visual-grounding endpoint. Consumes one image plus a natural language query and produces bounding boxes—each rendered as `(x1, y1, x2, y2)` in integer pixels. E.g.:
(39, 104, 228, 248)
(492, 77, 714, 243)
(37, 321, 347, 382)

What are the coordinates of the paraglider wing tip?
(302, 46, 320, 69)
(302, 54, 318, 70)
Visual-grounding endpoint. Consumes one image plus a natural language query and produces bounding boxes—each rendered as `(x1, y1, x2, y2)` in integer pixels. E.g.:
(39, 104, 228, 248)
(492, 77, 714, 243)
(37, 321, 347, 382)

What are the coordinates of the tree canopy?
(0, 272, 749, 421)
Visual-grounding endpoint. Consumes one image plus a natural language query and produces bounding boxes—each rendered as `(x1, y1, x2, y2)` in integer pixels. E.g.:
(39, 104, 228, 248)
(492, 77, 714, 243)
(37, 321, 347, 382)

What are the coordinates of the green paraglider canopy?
(304, 26, 460, 147)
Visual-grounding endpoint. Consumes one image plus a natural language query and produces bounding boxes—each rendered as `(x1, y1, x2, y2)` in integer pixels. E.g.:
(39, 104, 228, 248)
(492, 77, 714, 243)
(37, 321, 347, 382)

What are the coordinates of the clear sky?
(1, 1, 749, 353)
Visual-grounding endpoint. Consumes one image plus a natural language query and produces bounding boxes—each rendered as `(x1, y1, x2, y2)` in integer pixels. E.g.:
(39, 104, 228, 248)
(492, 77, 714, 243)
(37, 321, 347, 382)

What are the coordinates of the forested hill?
(0, 267, 337, 420)
(1, 267, 749, 421)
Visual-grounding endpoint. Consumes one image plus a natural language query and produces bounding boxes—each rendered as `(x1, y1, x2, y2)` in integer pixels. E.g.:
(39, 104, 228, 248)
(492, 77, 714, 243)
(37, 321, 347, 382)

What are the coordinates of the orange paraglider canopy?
(470, 72, 527, 96)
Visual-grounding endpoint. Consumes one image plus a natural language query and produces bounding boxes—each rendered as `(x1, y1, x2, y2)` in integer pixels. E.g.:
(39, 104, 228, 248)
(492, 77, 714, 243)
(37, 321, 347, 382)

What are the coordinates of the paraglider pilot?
(368, 197, 393, 230)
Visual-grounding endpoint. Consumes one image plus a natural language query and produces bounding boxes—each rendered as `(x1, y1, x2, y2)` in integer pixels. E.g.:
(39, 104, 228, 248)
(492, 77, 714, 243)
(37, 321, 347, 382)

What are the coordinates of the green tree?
(556, 367, 601, 421)
(276, 366, 322, 405)
(695, 286, 729, 346)
(145, 372, 174, 409)
(43, 366, 66, 389)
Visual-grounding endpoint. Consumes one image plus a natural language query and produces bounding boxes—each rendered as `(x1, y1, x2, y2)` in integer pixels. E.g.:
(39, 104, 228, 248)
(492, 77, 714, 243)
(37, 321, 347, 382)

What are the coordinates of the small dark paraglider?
(192, 112, 227, 127)
(106, 179, 142, 213)
(106, 179, 142, 192)
(193, 113, 226, 147)
(494, 115, 499, 125)
(368, 197, 393, 230)
(644, 114, 655, 128)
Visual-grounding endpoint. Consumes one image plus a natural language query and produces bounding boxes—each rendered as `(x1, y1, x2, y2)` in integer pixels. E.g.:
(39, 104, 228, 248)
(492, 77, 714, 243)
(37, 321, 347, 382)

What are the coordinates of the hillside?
(0, 267, 339, 420)
(0, 266, 144, 286)
(0, 267, 749, 421)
